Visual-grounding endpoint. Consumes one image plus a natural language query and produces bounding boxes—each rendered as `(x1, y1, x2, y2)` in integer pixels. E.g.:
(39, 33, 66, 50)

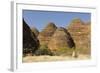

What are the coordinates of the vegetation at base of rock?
(52, 47, 75, 56)
(34, 45, 53, 56)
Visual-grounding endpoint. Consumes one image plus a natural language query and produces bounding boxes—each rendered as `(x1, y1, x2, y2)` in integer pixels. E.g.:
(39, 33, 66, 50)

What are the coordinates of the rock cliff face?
(31, 27, 39, 36)
(48, 27, 75, 51)
(38, 22, 57, 45)
(23, 19, 40, 56)
(67, 18, 91, 54)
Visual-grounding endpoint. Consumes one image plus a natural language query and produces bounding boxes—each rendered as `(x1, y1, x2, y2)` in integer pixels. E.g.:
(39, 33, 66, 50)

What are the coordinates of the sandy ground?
(22, 54, 90, 63)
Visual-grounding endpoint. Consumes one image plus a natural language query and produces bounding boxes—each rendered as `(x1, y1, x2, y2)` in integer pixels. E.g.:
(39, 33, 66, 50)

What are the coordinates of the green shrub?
(54, 47, 74, 56)
(34, 45, 53, 56)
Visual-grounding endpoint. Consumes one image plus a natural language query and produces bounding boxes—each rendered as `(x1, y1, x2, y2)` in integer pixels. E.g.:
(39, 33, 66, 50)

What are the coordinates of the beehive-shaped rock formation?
(38, 22, 57, 45)
(67, 18, 91, 54)
(48, 27, 75, 51)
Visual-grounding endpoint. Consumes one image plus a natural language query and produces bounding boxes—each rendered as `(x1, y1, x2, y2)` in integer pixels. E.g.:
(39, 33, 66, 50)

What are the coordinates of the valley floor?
(22, 54, 90, 63)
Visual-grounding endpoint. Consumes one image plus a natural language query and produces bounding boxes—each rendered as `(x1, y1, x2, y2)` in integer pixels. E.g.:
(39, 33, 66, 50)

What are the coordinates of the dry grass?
(22, 54, 90, 63)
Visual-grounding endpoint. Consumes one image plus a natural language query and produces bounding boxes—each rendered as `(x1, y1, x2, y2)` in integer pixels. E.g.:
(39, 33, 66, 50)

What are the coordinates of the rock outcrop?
(38, 22, 57, 45)
(67, 18, 91, 54)
(31, 27, 39, 36)
(23, 19, 40, 56)
(48, 27, 75, 51)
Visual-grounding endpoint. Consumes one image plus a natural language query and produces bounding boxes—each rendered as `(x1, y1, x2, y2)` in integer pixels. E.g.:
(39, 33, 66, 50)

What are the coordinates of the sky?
(23, 10, 91, 31)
